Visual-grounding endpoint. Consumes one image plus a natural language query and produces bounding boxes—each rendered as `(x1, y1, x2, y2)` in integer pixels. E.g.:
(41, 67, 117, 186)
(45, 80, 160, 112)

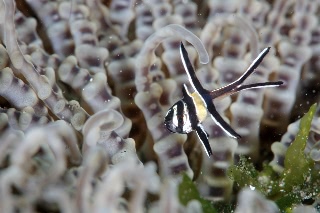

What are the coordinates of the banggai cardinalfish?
(164, 42, 283, 157)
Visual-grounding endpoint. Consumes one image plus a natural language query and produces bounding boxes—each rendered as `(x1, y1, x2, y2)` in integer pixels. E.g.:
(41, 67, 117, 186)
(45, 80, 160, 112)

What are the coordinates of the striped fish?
(164, 42, 283, 157)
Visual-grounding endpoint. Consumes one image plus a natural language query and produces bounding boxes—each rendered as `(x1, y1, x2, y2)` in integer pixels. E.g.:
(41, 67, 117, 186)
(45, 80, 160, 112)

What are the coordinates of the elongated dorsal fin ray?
(180, 42, 209, 95)
(195, 125, 212, 157)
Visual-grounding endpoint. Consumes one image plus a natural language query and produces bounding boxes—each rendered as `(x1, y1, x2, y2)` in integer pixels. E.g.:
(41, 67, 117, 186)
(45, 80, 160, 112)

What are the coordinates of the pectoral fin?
(195, 124, 212, 157)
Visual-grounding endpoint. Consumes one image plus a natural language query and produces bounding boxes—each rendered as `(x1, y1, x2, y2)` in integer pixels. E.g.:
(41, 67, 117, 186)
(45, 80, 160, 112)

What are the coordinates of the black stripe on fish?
(195, 124, 212, 157)
(176, 100, 186, 133)
(181, 84, 199, 130)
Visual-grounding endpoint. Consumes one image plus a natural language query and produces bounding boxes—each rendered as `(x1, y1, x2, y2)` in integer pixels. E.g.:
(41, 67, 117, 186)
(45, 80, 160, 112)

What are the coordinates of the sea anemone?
(0, 0, 319, 212)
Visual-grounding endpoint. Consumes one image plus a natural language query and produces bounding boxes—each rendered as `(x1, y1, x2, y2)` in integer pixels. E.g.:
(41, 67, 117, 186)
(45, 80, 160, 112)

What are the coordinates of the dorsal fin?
(180, 42, 209, 95)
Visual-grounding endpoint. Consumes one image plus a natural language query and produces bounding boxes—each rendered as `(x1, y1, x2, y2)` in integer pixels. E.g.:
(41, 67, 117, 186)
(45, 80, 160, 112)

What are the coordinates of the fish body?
(190, 92, 207, 122)
(164, 42, 283, 157)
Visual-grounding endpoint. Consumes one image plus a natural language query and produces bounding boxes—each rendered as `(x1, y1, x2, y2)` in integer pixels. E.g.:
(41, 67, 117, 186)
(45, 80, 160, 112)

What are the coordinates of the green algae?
(178, 173, 217, 213)
(228, 103, 319, 212)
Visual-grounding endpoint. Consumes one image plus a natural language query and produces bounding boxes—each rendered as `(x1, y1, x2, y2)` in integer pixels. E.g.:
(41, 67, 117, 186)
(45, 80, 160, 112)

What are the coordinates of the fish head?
(164, 100, 193, 134)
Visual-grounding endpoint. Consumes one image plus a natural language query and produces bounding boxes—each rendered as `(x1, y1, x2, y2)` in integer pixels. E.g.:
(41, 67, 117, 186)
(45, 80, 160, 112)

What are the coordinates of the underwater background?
(0, 0, 319, 212)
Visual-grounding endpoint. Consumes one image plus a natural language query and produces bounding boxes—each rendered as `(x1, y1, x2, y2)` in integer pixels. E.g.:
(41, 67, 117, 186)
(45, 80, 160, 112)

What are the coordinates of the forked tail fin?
(210, 47, 284, 99)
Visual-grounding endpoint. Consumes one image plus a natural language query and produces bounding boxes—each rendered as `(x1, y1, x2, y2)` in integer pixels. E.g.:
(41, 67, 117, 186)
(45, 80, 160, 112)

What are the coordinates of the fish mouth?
(164, 120, 176, 133)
